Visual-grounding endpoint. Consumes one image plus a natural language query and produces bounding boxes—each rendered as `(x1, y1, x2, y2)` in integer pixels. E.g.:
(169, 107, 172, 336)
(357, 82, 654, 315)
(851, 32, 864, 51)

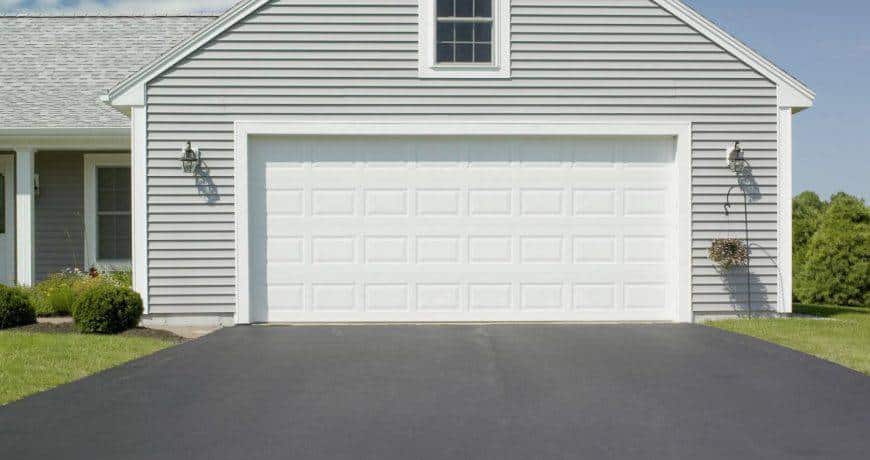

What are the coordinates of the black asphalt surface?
(1, 324, 868, 459)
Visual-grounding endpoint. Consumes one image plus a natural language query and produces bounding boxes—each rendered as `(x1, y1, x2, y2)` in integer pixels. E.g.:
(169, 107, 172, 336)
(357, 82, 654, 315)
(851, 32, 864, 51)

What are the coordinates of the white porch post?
(15, 148, 35, 286)
(131, 106, 149, 313)
(777, 107, 794, 314)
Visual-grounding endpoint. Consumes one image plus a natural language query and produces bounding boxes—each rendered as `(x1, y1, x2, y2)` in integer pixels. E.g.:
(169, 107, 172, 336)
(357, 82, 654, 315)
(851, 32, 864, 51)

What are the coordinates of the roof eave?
(105, 0, 270, 107)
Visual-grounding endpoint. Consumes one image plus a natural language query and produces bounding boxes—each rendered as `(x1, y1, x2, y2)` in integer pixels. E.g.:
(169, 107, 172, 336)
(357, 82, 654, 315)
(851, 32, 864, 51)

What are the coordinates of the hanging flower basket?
(709, 238, 749, 271)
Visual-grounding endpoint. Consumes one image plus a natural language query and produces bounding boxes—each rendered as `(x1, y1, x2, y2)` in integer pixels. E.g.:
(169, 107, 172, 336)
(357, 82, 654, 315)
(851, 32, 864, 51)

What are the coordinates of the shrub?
(30, 272, 87, 316)
(73, 284, 143, 334)
(0, 285, 37, 329)
(795, 193, 869, 307)
(709, 238, 750, 271)
(106, 269, 133, 288)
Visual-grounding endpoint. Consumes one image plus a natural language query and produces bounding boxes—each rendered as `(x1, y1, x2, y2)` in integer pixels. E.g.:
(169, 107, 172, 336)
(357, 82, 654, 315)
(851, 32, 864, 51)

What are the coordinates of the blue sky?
(3, 0, 867, 200)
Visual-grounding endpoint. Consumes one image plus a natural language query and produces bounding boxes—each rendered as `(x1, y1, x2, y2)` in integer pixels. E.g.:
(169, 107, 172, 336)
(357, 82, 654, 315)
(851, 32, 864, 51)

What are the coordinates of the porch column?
(15, 148, 35, 286)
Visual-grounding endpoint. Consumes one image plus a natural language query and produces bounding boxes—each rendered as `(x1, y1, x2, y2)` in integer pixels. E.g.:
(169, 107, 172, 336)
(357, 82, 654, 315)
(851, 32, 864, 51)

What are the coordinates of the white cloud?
(0, 0, 238, 14)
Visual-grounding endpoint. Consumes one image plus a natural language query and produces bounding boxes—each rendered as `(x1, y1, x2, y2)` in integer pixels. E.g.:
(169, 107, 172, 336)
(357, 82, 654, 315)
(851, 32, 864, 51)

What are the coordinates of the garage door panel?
(251, 136, 677, 322)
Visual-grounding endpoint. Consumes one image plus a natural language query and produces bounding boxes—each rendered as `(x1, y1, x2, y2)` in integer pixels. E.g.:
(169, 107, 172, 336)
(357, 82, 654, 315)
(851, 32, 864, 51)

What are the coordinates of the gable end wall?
(144, 0, 781, 318)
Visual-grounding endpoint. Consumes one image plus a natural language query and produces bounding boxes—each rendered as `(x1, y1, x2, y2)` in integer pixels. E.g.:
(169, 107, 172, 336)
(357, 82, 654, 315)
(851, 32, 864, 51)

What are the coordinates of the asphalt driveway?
(1, 324, 868, 459)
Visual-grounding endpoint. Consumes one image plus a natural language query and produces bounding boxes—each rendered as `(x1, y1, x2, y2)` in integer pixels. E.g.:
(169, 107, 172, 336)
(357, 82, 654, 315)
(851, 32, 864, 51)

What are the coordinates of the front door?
(0, 156, 13, 285)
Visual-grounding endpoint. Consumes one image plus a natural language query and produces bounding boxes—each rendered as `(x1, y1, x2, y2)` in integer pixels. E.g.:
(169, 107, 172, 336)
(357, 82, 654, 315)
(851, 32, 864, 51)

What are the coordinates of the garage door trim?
(233, 121, 693, 324)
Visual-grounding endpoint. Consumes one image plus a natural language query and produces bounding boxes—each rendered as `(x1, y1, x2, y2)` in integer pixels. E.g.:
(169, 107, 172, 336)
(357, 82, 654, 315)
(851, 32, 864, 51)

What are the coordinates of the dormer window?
(419, 0, 510, 78)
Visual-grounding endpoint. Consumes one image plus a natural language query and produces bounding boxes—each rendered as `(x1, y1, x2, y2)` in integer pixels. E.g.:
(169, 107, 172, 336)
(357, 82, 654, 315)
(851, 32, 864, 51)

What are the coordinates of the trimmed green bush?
(72, 284, 143, 334)
(0, 285, 37, 329)
(795, 193, 869, 307)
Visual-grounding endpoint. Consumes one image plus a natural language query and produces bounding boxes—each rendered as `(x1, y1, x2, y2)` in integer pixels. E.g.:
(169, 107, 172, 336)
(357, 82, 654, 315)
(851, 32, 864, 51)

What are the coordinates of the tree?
(792, 191, 827, 282)
(794, 193, 869, 306)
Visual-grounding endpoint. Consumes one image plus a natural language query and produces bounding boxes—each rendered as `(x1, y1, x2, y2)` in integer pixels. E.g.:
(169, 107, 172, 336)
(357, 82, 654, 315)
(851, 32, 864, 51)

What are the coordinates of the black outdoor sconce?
(181, 141, 201, 174)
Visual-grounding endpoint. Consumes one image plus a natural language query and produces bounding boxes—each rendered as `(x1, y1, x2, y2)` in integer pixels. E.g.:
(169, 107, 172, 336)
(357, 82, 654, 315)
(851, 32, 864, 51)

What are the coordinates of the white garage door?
(249, 136, 677, 322)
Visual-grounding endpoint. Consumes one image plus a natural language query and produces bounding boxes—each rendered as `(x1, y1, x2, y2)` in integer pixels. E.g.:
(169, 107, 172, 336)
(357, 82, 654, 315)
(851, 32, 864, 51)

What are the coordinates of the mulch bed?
(12, 322, 187, 343)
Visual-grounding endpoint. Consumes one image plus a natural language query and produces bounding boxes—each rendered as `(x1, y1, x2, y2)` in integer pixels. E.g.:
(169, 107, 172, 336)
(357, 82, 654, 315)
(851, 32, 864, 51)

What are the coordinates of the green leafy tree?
(795, 193, 869, 306)
(792, 191, 827, 282)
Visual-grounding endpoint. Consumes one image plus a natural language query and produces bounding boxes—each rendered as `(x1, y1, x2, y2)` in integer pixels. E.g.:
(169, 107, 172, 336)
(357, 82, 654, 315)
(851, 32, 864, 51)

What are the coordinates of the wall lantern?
(725, 141, 745, 173)
(181, 141, 200, 174)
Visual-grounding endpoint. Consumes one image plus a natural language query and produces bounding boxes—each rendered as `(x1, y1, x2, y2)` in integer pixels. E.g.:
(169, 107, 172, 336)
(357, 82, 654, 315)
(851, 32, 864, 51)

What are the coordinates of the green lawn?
(0, 331, 174, 405)
(709, 304, 870, 375)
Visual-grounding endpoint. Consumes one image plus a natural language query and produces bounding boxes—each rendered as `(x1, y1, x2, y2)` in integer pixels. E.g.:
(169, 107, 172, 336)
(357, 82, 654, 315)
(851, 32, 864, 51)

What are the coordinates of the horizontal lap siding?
(146, 0, 779, 316)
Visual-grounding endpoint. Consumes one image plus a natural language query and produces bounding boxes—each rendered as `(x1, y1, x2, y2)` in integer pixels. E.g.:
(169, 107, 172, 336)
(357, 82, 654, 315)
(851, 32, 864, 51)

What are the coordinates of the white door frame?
(0, 155, 14, 285)
(233, 121, 694, 324)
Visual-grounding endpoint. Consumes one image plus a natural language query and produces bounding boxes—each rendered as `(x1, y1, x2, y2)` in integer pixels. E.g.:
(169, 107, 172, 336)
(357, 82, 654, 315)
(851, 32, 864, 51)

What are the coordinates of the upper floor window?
(419, 0, 510, 79)
(436, 0, 493, 64)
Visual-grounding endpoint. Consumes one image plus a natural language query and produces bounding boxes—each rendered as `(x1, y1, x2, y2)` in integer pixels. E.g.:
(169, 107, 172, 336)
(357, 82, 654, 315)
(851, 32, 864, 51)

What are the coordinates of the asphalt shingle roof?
(0, 15, 217, 129)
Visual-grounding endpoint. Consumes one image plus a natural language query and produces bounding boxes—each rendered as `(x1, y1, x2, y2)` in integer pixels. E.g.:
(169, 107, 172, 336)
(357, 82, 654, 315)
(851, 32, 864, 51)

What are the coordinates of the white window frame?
(419, 0, 511, 79)
(83, 154, 132, 269)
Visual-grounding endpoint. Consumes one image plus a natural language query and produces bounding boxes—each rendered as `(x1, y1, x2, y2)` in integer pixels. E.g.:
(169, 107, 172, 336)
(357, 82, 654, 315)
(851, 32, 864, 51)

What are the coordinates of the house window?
(436, 0, 493, 64)
(96, 167, 131, 261)
(419, 0, 510, 78)
(0, 173, 5, 235)
(84, 154, 132, 267)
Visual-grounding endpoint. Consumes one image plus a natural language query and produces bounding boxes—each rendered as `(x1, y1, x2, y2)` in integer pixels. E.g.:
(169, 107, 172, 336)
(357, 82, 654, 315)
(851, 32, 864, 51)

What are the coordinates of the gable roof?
(104, 0, 814, 109)
(0, 14, 217, 129)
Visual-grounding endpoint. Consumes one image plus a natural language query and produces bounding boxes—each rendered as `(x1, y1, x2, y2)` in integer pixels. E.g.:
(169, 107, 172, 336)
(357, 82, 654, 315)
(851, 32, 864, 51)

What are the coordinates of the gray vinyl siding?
(35, 153, 85, 280)
(145, 0, 781, 317)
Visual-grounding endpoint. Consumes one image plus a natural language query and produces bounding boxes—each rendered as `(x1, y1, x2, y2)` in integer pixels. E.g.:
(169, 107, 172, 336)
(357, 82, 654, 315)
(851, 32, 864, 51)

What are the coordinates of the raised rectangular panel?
(573, 237, 616, 263)
(521, 284, 563, 310)
(365, 284, 409, 311)
(266, 190, 304, 216)
(573, 189, 616, 216)
(416, 236, 460, 263)
(625, 283, 667, 309)
(469, 189, 511, 216)
(312, 284, 356, 311)
(573, 284, 616, 310)
(312, 189, 356, 216)
(268, 285, 304, 311)
(365, 190, 407, 216)
(624, 189, 668, 216)
(416, 189, 460, 216)
(469, 236, 512, 264)
(469, 284, 512, 310)
(417, 284, 461, 311)
(624, 237, 667, 263)
(365, 236, 408, 263)
(520, 189, 563, 216)
(312, 236, 355, 264)
(520, 236, 563, 263)
(267, 237, 304, 263)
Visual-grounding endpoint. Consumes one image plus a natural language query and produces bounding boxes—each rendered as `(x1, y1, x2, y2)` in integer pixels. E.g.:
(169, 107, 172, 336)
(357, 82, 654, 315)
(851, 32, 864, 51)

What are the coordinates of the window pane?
(437, 0, 453, 17)
(98, 214, 131, 260)
(475, 44, 492, 62)
(0, 174, 4, 234)
(456, 0, 473, 17)
(96, 166, 132, 260)
(475, 0, 492, 17)
(455, 43, 474, 62)
(436, 21, 454, 43)
(474, 23, 492, 42)
(455, 23, 473, 42)
(97, 167, 131, 213)
(437, 43, 454, 62)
